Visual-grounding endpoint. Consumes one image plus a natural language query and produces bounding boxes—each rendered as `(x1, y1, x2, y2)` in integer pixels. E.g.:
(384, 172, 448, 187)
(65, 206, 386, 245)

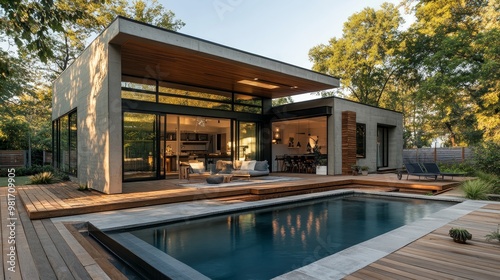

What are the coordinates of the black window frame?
(356, 123, 366, 158)
(52, 109, 78, 176)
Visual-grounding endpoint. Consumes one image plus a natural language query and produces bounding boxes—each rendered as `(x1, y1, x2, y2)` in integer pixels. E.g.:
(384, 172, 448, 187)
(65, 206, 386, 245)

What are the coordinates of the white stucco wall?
(52, 21, 122, 194)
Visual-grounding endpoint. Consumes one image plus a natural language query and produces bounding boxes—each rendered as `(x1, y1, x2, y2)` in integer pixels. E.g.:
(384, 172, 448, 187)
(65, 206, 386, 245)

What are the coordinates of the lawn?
(0, 176, 31, 187)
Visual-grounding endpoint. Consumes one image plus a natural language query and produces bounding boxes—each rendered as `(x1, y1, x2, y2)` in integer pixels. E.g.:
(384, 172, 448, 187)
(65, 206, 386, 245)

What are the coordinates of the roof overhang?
(108, 17, 339, 99)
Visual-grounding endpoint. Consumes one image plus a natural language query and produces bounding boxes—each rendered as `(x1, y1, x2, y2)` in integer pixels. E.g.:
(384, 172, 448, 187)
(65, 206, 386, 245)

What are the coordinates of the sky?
(161, 0, 411, 100)
(162, 0, 408, 69)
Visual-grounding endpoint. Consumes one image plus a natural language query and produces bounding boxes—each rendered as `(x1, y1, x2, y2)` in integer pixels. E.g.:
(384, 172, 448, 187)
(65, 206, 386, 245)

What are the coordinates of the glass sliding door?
(123, 112, 157, 180)
(238, 122, 257, 160)
(159, 114, 166, 178)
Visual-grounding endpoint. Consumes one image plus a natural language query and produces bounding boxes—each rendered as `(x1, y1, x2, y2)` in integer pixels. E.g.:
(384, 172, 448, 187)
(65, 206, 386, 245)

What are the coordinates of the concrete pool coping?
(52, 189, 484, 279)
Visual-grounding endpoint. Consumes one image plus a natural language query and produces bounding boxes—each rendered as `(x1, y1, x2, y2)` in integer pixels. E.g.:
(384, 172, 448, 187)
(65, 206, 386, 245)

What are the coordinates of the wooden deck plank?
(1, 189, 23, 280)
(374, 258, 465, 280)
(1, 189, 8, 280)
(14, 207, 41, 280)
(32, 220, 76, 280)
(349, 203, 500, 280)
(40, 186, 73, 208)
(62, 223, 121, 280)
(41, 220, 92, 280)
(17, 195, 59, 280)
(31, 185, 59, 210)
(369, 262, 424, 279)
(396, 248, 500, 279)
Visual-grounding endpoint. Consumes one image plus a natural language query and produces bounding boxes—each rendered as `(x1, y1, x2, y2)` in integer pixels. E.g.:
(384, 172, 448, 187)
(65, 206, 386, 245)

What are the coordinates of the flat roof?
(108, 17, 339, 99)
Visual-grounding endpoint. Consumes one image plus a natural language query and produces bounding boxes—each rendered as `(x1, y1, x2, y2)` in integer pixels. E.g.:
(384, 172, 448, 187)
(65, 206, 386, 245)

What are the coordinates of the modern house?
(52, 16, 403, 194)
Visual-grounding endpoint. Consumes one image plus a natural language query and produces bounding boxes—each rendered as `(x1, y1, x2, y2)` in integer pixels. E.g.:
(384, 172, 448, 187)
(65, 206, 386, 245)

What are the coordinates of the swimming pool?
(100, 193, 455, 279)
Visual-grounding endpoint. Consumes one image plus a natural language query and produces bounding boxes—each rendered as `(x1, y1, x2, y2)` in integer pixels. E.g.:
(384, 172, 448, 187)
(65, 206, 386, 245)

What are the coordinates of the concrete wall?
(278, 97, 403, 175)
(52, 21, 122, 194)
(332, 98, 403, 174)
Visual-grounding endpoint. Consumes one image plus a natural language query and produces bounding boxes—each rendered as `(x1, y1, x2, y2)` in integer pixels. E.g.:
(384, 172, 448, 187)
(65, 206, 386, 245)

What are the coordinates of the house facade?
(52, 17, 402, 194)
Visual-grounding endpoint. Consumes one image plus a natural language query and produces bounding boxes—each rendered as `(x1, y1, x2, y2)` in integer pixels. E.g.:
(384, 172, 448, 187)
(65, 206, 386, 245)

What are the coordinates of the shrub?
(438, 162, 474, 175)
(461, 179, 492, 200)
(470, 141, 500, 175)
(54, 171, 70, 181)
(29, 172, 54, 184)
(485, 224, 500, 243)
(476, 172, 500, 194)
(485, 225, 500, 243)
(0, 165, 55, 177)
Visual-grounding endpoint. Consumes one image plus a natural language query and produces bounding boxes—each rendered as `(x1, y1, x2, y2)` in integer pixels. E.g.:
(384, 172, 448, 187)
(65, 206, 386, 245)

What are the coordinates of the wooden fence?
(403, 147, 472, 164)
(0, 150, 27, 168)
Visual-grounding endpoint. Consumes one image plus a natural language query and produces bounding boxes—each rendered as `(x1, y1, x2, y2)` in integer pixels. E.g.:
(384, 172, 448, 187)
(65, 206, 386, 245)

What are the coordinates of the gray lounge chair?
(421, 162, 466, 180)
(398, 163, 439, 181)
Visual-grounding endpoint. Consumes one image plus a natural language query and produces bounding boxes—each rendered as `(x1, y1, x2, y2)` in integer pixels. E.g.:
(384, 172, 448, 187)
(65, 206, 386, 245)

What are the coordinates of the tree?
(309, 3, 403, 106)
(272, 97, 294, 106)
(400, 0, 499, 145)
(41, 0, 186, 79)
(0, 0, 94, 63)
(0, 0, 186, 166)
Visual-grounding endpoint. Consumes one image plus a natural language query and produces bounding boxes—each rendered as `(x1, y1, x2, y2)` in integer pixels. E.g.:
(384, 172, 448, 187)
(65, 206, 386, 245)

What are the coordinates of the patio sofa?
(216, 160, 270, 177)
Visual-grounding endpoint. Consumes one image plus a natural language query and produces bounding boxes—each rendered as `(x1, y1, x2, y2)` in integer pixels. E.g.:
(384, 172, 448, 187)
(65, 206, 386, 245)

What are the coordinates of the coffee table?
(232, 171, 251, 180)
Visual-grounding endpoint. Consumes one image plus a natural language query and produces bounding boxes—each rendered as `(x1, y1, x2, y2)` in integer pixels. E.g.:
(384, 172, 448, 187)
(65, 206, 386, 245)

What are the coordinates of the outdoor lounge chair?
(398, 163, 439, 181)
(421, 162, 466, 180)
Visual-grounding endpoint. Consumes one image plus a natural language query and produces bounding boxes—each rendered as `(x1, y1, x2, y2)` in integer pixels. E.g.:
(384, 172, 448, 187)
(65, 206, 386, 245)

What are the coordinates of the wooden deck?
(345, 203, 500, 280)
(17, 173, 463, 219)
(3, 173, 491, 280)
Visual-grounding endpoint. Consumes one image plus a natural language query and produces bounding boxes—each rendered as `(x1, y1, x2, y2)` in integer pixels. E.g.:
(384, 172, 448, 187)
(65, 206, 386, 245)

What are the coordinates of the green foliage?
(438, 162, 474, 175)
(309, 3, 402, 106)
(485, 225, 500, 243)
(461, 179, 492, 200)
(0, 165, 53, 177)
(470, 141, 500, 175)
(449, 228, 472, 244)
(272, 97, 294, 106)
(399, 0, 499, 146)
(29, 172, 54, 184)
(0, 0, 91, 63)
(475, 172, 500, 194)
(0, 176, 31, 187)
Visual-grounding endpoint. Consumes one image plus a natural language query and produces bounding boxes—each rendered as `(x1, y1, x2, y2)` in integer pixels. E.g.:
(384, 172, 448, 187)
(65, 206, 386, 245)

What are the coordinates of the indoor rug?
(179, 176, 300, 188)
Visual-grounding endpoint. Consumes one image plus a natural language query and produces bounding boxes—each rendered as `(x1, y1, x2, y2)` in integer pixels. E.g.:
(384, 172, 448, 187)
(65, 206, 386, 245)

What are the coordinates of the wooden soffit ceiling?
(112, 33, 338, 99)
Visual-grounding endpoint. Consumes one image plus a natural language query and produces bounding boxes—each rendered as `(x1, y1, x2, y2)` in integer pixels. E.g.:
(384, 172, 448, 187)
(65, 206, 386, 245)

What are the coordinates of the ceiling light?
(237, 79, 279, 89)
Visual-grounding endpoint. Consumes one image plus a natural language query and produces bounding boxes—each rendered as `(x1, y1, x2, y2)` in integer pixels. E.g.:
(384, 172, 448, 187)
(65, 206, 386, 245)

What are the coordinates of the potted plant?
(351, 165, 360, 176)
(312, 138, 327, 175)
(361, 166, 369, 176)
(449, 228, 472, 244)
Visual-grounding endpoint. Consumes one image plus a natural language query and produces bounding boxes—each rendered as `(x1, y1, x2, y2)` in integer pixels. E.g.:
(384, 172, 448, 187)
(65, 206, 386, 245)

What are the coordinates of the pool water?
(129, 194, 454, 279)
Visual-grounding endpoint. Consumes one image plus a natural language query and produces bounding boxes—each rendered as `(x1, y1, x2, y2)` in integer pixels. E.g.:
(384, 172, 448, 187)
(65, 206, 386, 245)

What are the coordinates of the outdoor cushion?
(218, 163, 233, 174)
(241, 160, 257, 170)
(206, 175, 224, 184)
(233, 160, 243, 170)
(189, 162, 205, 173)
(254, 160, 269, 171)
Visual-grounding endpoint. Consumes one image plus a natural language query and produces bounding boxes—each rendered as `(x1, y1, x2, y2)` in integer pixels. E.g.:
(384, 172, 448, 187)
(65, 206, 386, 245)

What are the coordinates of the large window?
(121, 75, 263, 114)
(53, 110, 78, 176)
(123, 112, 157, 180)
(238, 122, 257, 160)
(356, 123, 366, 158)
